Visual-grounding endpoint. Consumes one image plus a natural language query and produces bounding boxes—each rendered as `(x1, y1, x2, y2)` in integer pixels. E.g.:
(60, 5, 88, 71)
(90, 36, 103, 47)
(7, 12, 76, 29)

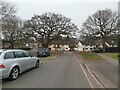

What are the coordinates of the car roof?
(0, 49, 25, 52)
(0, 49, 3, 52)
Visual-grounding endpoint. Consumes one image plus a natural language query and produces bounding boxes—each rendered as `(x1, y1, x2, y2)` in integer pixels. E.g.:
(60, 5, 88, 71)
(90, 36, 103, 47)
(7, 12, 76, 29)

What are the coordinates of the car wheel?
(35, 60, 39, 68)
(9, 67, 19, 81)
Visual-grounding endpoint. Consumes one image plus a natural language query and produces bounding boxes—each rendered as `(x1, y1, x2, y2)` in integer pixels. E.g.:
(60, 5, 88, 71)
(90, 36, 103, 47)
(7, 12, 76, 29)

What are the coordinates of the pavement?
(97, 53, 118, 87)
(77, 53, 118, 88)
(2, 52, 93, 88)
(97, 53, 118, 66)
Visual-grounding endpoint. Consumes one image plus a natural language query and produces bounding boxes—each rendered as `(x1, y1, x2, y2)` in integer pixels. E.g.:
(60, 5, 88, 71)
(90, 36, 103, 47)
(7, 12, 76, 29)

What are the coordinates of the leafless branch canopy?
(24, 12, 78, 47)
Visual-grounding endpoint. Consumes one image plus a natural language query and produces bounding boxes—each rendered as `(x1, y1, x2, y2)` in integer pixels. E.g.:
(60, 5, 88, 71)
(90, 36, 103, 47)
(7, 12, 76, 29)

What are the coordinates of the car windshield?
(38, 48, 47, 51)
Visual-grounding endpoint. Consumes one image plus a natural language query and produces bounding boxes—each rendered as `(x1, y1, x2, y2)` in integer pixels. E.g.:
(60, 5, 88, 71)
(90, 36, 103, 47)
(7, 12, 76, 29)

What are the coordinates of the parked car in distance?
(37, 48, 50, 57)
(0, 49, 40, 80)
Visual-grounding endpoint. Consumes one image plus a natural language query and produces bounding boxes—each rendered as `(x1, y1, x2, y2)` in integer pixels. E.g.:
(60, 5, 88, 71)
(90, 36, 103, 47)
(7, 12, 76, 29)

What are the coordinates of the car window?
(38, 48, 49, 52)
(14, 51, 26, 58)
(4, 52, 15, 59)
(23, 51, 30, 57)
(46, 49, 49, 52)
(38, 49, 43, 52)
(0, 52, 1, 55)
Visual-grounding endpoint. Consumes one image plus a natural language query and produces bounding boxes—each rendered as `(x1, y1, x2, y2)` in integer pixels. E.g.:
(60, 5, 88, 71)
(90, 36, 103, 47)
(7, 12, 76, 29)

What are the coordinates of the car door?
(14, 51, 29, 72)
(22, 51, 35, 68)
(3, 51, 16, 76)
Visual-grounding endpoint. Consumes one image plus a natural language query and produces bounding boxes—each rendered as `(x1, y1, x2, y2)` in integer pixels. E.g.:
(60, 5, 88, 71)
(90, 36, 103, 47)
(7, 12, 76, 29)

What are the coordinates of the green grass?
(105, 53, 118, 60)
(80, 51, 104, 61)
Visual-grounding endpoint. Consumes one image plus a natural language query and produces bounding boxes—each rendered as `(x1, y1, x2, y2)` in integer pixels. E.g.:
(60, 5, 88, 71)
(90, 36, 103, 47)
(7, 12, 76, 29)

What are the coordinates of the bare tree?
(2, 15, 23, 48)
(0, 0, 16, 19)
(81, 9, 118, 51)
(117, 19, 120, 49)
(24, 12, 78, 48)
(0, 0, 17, 48)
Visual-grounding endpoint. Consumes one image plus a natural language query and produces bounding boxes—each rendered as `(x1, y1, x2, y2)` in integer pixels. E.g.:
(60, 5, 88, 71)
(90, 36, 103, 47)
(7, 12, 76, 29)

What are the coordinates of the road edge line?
(84, 64, 105, 88)
(79, 64, 94, 88)
(75, 54, 105, 88)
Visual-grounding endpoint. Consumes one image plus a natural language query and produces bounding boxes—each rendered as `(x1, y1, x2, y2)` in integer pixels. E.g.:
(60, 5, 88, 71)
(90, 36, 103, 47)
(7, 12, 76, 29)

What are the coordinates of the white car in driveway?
(0, 49, 40, 80)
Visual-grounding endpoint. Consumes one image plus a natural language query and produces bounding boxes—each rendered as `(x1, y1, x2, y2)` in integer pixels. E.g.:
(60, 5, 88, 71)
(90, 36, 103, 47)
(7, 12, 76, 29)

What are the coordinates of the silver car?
(0, 49, 40, 80)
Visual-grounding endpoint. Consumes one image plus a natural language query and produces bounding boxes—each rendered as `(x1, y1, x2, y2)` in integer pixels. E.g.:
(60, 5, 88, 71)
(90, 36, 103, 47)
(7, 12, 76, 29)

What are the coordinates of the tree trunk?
(42, 43, 49, 48)
(102, 36, 106, 52)
(10, 41, 14, 49)
(42, 38, 50, 48)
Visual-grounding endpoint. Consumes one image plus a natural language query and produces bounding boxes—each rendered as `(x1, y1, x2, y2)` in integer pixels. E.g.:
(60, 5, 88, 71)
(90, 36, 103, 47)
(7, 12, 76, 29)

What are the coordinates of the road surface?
(2, 52, 96, 88)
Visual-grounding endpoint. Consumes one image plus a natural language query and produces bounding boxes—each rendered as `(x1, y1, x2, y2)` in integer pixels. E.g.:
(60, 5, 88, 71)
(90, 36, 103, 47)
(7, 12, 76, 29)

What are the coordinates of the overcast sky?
(10, 0, 119, 29)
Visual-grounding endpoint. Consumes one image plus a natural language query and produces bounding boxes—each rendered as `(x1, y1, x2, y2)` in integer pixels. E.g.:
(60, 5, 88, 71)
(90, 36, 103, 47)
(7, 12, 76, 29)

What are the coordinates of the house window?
(90, 48, 92, 50)
(83, 48, 85, 51)
(85, 48, 88, 50)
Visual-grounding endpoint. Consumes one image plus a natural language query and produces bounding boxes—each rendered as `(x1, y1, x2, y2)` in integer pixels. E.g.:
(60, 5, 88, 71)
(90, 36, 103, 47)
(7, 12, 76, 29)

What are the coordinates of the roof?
(0, 49, 25, 52)
(79, 35, 118, 46)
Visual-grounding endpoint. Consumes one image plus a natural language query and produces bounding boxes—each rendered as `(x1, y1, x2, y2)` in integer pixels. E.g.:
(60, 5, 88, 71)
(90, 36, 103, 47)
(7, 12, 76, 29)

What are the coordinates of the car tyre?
(35, 60, 39, 68)
(9, 67, 19, 81)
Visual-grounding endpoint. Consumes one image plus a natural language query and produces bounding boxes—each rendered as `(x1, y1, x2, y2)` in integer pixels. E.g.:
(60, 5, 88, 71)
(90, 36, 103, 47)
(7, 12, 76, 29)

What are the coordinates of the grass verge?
(79, 51, 104, 61)
(105, 53, 118, 60)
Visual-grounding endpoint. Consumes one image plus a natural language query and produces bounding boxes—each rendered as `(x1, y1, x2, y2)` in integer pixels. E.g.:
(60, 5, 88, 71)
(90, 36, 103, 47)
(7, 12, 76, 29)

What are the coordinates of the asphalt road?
(2, 52, 91, 88)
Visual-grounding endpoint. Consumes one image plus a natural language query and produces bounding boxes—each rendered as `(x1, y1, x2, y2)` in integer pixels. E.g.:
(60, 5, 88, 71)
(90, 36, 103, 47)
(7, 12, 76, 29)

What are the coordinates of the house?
(59, 45, 70, 51)
(75, 35, 118, 52)
(48, 44, 70, 51)
(105, 41, 117, 47)
(48, 44, 57, 51)
(104, 36, 118, 48)
(74, 41, 96, 51)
